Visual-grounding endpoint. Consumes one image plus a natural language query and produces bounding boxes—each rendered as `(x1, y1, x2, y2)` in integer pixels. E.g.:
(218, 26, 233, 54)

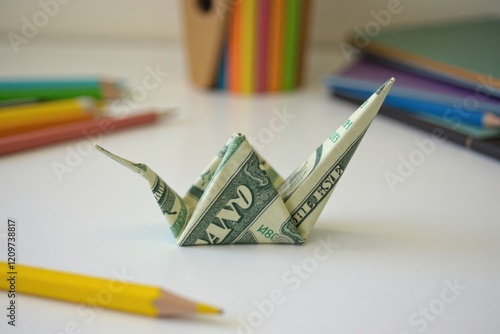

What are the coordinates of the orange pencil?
(0, 110, 174, 156)
(268, 0, 285, 91)
(0, 112, 93, 137)
(241, 0, 257, 93)
(228, 1, 243, 92)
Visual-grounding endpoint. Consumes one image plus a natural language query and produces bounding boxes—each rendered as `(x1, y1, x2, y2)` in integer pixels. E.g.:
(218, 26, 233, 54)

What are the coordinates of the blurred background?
(1, 0, 499, 49)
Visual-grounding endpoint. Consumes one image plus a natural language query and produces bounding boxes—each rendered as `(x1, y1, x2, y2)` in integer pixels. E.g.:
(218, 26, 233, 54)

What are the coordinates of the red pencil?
(0, 110, 174, 156)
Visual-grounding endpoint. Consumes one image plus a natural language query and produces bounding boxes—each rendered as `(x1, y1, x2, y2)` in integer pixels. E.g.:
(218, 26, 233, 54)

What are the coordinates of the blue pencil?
(215, 41, 228, 90)
(0, 78, 110, 89)
(332, 86, 500, 128)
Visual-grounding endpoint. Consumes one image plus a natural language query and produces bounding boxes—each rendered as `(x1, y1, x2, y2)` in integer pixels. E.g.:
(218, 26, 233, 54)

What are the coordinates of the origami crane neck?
(95, 78, 394, 246)
(94, 144, 191, 239)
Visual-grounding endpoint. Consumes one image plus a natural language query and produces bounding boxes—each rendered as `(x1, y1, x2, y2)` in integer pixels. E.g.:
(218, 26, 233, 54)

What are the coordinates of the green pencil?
(0, 78, 123, 101)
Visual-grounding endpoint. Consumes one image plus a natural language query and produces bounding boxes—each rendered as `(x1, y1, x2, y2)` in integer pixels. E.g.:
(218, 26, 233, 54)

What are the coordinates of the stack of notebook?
(326, 17, 500, 160)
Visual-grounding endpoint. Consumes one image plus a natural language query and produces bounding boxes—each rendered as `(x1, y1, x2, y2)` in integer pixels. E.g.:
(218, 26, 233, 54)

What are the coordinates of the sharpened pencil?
(0, 261, 222, 317)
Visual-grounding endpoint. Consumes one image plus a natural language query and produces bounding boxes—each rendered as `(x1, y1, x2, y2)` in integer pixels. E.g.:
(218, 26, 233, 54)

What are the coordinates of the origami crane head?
(95, 78, 394, 246)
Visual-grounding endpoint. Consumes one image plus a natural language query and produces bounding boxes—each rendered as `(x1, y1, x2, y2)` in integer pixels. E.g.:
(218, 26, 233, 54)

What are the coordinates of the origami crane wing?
(95, 78, 394, 246)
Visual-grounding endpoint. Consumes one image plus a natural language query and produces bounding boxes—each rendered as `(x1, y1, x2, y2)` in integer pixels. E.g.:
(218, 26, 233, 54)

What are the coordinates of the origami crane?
(95, 78, 394, 246)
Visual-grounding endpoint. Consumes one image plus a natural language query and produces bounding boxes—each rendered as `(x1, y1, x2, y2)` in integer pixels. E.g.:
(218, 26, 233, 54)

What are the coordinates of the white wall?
(1, 0, 499, 46)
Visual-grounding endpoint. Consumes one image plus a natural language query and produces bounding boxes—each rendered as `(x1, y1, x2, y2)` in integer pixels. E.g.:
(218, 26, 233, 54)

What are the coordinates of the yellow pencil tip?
(197, 303, 223, 315)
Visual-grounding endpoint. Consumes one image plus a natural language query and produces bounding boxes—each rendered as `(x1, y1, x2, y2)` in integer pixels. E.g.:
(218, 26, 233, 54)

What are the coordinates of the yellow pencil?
(0, 262, 222, 317)
(0, 97, 96, 123)
(0, 98, 99, 135)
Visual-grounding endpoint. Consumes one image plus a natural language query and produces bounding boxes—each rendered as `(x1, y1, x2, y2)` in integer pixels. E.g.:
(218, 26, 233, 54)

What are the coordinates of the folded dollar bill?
(95, 78, 394, 246)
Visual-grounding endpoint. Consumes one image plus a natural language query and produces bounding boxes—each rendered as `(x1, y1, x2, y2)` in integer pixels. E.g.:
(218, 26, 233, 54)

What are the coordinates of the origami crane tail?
(94, 144, 190, 240)
(279, 78, 395, 239)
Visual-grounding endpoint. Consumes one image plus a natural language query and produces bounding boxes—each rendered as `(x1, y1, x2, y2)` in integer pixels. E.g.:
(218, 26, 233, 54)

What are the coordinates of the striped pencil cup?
(183, 0, 312, 93)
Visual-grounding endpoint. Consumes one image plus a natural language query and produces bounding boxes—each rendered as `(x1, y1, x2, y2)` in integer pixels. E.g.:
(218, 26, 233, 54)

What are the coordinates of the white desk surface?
(1, 39, 499, 334)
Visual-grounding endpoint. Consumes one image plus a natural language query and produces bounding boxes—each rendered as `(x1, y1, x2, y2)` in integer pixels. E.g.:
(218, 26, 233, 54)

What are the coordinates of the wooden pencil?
(0, 110, 174, 156)
(0, 97, 39, 107)
(228, 0, 243, 92)
(256, 0, 270, 92)
(241, 0, 257, 93)
(268, 0, 285, 91)
(283, 0, 301, 90)
(0, 97, 97, 120)
(0, 261, 222, 317)
(296, 0, 312, 87)
(0, 78, 122, 101)
(0, 112, 94, 137)
(0, 97, 98, 135)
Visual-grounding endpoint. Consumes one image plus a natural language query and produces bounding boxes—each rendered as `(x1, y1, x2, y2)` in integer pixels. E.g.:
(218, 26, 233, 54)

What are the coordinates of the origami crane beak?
(94, 144, 147, 176)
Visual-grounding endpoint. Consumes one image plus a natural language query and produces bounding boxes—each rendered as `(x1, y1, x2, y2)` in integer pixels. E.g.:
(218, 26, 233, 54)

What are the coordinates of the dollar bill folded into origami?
(95, 78, 394, 246)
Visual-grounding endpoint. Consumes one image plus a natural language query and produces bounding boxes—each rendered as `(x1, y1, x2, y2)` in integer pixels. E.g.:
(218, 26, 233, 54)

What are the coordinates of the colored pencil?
(296, 0, 311, 87)
(0, 109, 174, 156)
(0, 78, 123, 101)
(0, 261, 222, 317)
(283, 0, 301, 90)
(215, 40, 228, 89)
(228, 2, 243, 92)
(333, 91, 500, 160)
(329, 83, 500, 128)
(0, 98, 99, 136)
(1, 113, 94, 137)
(241, 0, 257, 93)
(256, 0, 270, 92)
(0, 97, 39, 108)
(0, 97, 96, 119)
(268, 0, 285, 91)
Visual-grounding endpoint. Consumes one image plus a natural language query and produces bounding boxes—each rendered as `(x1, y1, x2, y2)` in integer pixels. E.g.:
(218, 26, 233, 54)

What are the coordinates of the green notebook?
(363, 17, 500, 97)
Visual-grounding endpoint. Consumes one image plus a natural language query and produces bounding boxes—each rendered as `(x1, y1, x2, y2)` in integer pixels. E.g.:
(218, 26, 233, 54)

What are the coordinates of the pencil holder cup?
(183, 0, 311, 93)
